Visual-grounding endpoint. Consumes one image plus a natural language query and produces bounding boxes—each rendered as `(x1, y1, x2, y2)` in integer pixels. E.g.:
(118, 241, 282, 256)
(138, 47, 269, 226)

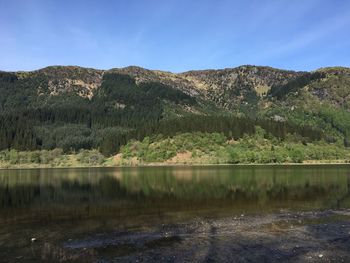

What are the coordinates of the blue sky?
(0, 0, 349, 72)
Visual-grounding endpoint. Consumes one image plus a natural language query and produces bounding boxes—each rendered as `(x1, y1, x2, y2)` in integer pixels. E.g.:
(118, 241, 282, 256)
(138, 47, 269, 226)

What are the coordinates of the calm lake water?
(1, 165, 350, 262)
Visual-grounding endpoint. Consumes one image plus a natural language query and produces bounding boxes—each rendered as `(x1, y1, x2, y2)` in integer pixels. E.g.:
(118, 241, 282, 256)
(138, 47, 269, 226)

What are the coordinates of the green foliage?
(268, 72, 325, 99)
(0, 148, 64, 165)
(76, 149, 105, 165)
(139, 82, 196, 105)
(120, 129, 350, 164)
(34, 124, 93, 151)
(0, 72, 202, 155)
(0, 148, 106, 167)
(318, 106, 350, 138)
(0, 66, 349, 159)
(121, 132, 227, 162)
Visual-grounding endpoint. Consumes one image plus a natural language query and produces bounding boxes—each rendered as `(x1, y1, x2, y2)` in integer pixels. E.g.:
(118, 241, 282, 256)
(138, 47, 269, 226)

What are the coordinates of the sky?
(0, 0, 350, 72)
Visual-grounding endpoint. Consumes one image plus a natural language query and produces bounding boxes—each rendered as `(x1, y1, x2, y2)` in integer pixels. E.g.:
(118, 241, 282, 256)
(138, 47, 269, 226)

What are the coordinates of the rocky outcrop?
(19, 66, 104, 99)
(7, 65, 350, 110)
(180, 66, 305, 109)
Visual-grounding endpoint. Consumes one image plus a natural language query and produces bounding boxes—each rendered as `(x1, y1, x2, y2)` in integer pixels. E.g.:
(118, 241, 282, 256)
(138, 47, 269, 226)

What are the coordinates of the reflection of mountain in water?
(0, 166, 350, 223)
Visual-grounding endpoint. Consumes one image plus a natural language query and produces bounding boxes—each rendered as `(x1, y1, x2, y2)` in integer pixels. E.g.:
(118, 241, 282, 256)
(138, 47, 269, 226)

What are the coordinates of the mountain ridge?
(0, 64, 311, 106)
(0, 64, 349, 157)
(4, 64, 348, 74)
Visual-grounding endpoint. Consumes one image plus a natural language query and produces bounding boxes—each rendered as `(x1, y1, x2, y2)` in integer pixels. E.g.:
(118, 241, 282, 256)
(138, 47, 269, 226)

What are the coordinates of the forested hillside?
(0, 65, 349, 165)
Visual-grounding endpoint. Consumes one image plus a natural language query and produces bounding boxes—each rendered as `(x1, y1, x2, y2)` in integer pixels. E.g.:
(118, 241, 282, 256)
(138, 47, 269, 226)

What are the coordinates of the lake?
(1, 165, 350, 262)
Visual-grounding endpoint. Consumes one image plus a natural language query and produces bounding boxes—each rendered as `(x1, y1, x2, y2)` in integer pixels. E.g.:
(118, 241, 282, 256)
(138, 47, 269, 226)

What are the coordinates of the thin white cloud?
(254, 10, 350, 61)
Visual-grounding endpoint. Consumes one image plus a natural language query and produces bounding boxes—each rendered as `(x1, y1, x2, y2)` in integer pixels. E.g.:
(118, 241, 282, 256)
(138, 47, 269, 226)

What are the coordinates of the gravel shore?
(31, 209, 350, 262)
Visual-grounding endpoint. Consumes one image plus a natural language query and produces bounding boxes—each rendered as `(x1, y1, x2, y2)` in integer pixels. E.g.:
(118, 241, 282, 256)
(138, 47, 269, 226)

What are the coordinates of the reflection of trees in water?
(0, 166, 349, 210)
(118, 166, 350, 205)
(0, 175, 127, 208)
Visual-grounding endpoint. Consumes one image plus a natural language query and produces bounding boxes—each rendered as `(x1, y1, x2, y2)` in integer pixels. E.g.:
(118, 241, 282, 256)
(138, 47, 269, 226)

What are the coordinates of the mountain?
(0, 65, 349, 159)
(0, 65, 303, 111)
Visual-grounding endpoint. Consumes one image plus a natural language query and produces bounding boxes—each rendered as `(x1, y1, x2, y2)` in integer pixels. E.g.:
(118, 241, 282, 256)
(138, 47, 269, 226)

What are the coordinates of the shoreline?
(4, 209, 349, 262)
(1, 161, 349, 170)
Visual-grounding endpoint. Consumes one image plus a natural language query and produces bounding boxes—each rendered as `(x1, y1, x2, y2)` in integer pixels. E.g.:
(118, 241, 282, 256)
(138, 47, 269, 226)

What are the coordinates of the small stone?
(31, 238, 37, 242)
(319, 254, 323, 258)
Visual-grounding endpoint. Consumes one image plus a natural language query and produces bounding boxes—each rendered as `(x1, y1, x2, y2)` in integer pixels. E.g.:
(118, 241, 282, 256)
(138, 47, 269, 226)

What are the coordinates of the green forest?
(0, 66, 349, 167)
